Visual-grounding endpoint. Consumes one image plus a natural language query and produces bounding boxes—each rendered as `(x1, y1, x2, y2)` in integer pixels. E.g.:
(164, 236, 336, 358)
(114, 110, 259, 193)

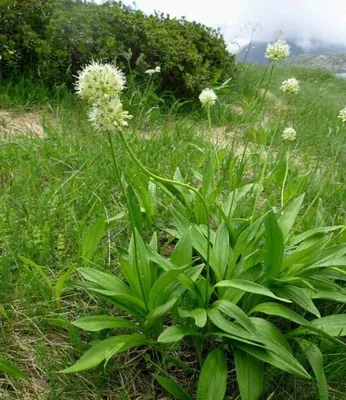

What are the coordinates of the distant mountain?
(238, 39, 346, 66)
(286, 53, 346, 74)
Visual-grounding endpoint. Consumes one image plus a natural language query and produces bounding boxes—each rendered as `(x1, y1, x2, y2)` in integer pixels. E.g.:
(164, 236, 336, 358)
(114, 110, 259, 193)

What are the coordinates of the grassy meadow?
(1, 63, 346, 399)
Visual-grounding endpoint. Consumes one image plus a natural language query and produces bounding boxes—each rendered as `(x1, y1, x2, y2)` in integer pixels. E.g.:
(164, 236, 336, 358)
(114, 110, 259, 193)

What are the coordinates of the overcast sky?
(118, 0, 346, 52)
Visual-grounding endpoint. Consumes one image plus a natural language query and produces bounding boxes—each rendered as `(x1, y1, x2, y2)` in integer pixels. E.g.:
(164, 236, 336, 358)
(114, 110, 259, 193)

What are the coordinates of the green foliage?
(3, 44, 346, 399)
(0, 0, 236, 97)
(0, 358, 28, 380)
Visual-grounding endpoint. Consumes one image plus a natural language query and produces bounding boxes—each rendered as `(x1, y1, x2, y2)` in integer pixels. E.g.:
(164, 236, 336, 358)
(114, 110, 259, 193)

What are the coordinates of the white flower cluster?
(265, 40, 290, 62)
(145, 66, 161, 76)
(280, 78, 300, 94)
(282, 127, 297, 141)
(75, 61, 125, 103)
(199, 88, 217, 107)
(338, 107, 346, 123)
(88, 97, 132, 131)
(75, 61, 132, 132)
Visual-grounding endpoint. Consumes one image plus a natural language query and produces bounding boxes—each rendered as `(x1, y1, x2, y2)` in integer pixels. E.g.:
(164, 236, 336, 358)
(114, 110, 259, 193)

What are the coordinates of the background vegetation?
(0, 0, 236, 96)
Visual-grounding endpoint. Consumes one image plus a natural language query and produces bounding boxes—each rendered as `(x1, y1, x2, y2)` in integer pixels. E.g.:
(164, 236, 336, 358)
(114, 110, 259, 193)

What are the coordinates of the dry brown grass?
(0, 110, 53, 138)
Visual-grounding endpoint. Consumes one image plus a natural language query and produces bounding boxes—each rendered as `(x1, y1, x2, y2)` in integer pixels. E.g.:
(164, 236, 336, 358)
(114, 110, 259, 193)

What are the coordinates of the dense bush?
(0, 0, 236, 96)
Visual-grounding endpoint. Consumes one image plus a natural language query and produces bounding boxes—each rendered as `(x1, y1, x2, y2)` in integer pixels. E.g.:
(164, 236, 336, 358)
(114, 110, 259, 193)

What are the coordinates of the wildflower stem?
(237, 63, 276, 187)
(251, 108, 282, 220)
(107, 131, 126, 196)
(281, 143, 290, 208)
(118, 130, 211, 308)
(207, 104, 221, 186)
(107, 131, 149, 312)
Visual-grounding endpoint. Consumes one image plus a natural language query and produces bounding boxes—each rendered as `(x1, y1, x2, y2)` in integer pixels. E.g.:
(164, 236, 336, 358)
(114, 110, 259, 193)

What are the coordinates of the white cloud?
(117, 0, 346, 50)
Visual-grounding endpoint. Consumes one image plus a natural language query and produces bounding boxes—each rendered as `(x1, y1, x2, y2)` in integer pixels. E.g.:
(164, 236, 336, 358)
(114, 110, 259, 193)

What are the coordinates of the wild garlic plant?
(63, 56, 346, 400)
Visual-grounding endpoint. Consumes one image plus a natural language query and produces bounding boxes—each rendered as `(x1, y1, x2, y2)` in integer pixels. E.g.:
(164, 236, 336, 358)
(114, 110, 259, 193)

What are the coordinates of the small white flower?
(75, 61, 125, 103)
(155, 66, 161, 73)
(265, 40, 290, 62)
(280, 78, 300, 94)
(88, 97, 132, 132)
(338, 107, 346, 123)
(145, 69, 156, 76)
(199, 88, 217, 107)
(282, 127, 297, 141)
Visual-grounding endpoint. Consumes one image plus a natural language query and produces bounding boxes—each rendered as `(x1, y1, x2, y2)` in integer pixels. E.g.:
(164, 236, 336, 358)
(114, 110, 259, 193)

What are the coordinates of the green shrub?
(0, 0, 236, 97)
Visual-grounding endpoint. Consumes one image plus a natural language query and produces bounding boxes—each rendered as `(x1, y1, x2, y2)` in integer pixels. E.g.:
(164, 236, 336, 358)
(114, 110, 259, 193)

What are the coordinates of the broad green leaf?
(278, 194, 305, 241)
(154, 375, 191, 400)
(147, 245, 177, 272)
(213, 222, 230, 280)
(150, 265, 204, 310)
(309, 314, 346, 337)
(79, 267, 133, 295)
(232, 215, 265, 261)
(104, 334, 150, 365)
(311, 290, 346, 303)
(275, 286, 320, 317)
(145, 298, 177, 329)
(178, 308, 207, 328)
(196, 349, 228, 400)
(215, 280, 291, 303)
(250, 317, 291, 353)
(82, 218, 106, 265)
(170, 228, 192, 268)
(234, 350, 263, 400)
(297, 339, 328, 400)
(149, 267, 189, 310)
(72, 316, 139, 332)
(212, 300, 256, 334)
(61, 335, 132, 373)
(289, 226, 343, 247)
(127, 185, 143, 234)
(0, 358, 28, 380)
(249, 302, 309, 325)
(235, 342, 310, 379)
(207, 309, 259, 344)
(264, 211, 284, 279)
(129, 229, 151, 303)
(158, 325, 197, 344)
(283, 236, 330, 269)
(223, 184, 253, 218)
(129, 172, 156, 222)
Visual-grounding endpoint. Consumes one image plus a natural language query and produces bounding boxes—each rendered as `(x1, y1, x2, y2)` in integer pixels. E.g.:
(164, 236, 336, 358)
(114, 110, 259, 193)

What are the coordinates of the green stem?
(118, 130, 211, 308)
(240, 63, 275, 167)
(107, 131, 149, 312)
(107, 131, 126, 196)
(281, 144, 290, 208)
(207, 105, 221, 189)
(254, 60, 271, 98)
(251, 108, 282, 220)
(233, 62, 276, 211)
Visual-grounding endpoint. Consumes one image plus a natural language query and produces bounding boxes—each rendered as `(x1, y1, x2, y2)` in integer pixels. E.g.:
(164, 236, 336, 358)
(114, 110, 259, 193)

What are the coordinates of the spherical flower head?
(282, 127, 297, 141)
(199, 88, 217, 107)
(338, 107, 346, 123)
(145, 69, 156, 76)
(75, 61, 126, 103)
(280, 77, 300, 94)
(88, 97, 132, 133)
(265, 40, 290, 62)
(155, 66, 161, 73)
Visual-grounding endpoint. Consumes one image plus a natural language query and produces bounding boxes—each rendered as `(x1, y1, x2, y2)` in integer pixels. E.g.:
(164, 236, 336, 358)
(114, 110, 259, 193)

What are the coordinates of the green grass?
(1, 64, 346, 399)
